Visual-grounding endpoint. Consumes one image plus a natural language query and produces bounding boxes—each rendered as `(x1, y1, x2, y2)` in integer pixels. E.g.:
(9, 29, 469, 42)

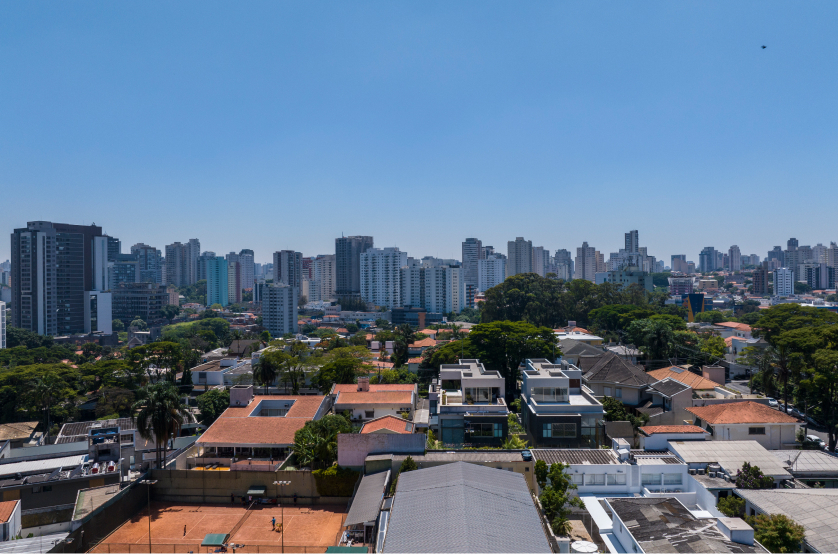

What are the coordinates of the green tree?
(292, 413, 353, 468)
(535, 459, 549, 489)
(253, 349, 284, 394)
(196, 388, 230, 426)
(392, 324, 416, 367)
(699, 334, 726, 359)
(280, 342, 316, 394)
(625, 318, 676, 368)
(112, 319, 125, 332)
(132, 382, 192, 468)
(130, 317, 148, 330)
(794, 281, 812, 295)
(29, 375, 62, 438)
(159, 305, 181, 324)
(480, 273, 566, 327)
(694, 310, 727, 324)
(739, 346, 777, 397)
(539, 462, 584, 536)
(502, 435, 528, 449)
(601, 396, 647, 428)
(310, 357, 366, 393)
(749, 513, 805, 553)
(180, 365, 194, 394)
(734, 462, 774, 489)
(717, 496, 745, 518)
(803, 349, 838, 451)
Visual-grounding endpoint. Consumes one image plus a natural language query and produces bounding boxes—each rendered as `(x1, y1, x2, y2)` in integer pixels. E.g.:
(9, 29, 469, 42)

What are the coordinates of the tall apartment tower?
(0, 301, 6, 348)
(335, 235, 374, 300)
(574, 242, 601, 282)
(728, 245, 742, 272)
(625, 230, 639, 253)
(752, 263, 769, 296)
(227, 259, 242, 304)
(531, 246, 548, 277)
(478, 255, 507, 292)
(11, 221, 107, 336)
(165, 239, 201, 287)
(787, 238, 799, 251)
(554, 249, 573, 281)
(506, 237, 533, 278)
(360, 247, 407, 309)
(461, 238, 485, 288)
(206, 257, 229, 307)
(313, 254, 336, 301)
(699, 247, 717, 273)
(773, 268, 794, 297)
(238, 249, 255, 291)
(260, 283, 299, 337)
(671, 255, 688, 273)
(273, 250, 303, 290)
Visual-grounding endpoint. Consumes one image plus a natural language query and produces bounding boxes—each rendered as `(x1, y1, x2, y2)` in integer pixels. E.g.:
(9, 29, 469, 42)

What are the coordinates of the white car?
(767, 398, 779, 408)
(806, 435, 826, 449)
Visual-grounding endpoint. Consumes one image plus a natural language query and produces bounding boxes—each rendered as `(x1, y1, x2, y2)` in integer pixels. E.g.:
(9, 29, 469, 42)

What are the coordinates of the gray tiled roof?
(384, 462, 550, 553)
(559, 339, 605, 358)
(391, 451, 525, 464)
(649, 378, 690, 397)
(583, 352, 656, 387)
(531, 449, 618, 465)
(735, 489, 838, 553)
(771, 450, 838, 476)
(344, 470, 389, 527)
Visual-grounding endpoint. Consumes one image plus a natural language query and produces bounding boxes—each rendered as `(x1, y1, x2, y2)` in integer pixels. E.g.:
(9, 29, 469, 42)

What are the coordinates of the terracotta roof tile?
(407, 357, 423, 363)
(360, 415, 415, 434)
(646, 367, 718, 390)
(409, 338, 436, 348)
(639, 425, 709, 436)
(335, 391, 413, 405)
(197, 395, 327, 446)
(716, 322, 752, 332)
(686, 401, 799, 425)
(0, 500, 17, 523)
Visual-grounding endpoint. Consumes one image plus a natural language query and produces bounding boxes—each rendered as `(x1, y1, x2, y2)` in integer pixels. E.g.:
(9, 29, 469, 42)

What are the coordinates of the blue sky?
(2, 2, 837, 265)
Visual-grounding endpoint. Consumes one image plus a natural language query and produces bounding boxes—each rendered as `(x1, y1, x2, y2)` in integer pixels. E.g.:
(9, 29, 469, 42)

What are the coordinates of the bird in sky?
(762, 45, 767, 49)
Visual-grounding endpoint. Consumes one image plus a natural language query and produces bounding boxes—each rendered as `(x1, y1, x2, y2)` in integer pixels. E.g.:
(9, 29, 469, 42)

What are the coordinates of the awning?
(344, 470, 390, 527)
(201, 533, 228, 547)
(247, 485, 267, 496)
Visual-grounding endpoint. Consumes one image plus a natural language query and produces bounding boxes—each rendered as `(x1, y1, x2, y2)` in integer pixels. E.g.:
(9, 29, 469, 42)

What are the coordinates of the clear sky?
(2, 2, 837, 265)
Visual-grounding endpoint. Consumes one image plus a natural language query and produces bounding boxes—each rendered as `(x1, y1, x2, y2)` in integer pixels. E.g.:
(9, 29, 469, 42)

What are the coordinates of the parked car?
(806, 435, 826, 449)
(767, 398, 779, 408)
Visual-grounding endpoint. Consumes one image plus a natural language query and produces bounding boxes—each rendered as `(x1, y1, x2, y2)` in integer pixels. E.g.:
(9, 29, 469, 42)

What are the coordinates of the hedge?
(312, 466, 360, 497)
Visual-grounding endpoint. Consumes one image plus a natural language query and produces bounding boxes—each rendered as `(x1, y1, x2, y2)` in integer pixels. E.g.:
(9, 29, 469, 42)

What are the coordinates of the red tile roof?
(685, 401, 799, 425)
(407, 357, 423, 364)
(409, 338, 436, 348)
(360, 415, 415, 434)
(197, 395, 327, 446)
(0, 500, 17, 523)
(647, 367, 719, 390)
(334, 391, 413, 405)
(639, 425, 709, 436)
(716, 322, 752, 332)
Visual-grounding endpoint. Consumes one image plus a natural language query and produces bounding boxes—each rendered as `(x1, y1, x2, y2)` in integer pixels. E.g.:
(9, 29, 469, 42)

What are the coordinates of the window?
(33, 486, 41, 493)
(604, 386, 612, 396)
(364, 410, 375, 418)
(469, 423, 503, 438)
(663, 473, 683, 485)
(749, 427, 766, 435)
(569, 379, 581, 388)
(615, 388, 622, 399)
(121, 434, 133, 443)
(543, 423, 552, 438)
(586, 474, 605, 485)
(571, 473, 583, 485)
(545, 422, 576, 438)
(532, 388, 568, 402)
(642, 473, 661, 486)
(43, 485, 52, 492)
(608, 473, 627, 485)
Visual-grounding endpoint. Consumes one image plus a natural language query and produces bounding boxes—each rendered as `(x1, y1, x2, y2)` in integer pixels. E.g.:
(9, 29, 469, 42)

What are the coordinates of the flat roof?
(771, 450, 838, 475)
(0, 454, 88, 478)
(197, 395, 327, 447)
(0, 422, 38, 441)
(667, 440, 792, 479)
(608, 497, 763, 553)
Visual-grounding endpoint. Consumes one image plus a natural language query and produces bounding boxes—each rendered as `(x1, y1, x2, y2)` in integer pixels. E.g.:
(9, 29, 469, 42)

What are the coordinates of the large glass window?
(663, 473, 683, 485)
(470, 423, 503, 438)
(532, 388, 568, 402)
(642, 473, 661, 486)
(749, 427, 766, 435)
(586, 474, 605, 485)
(544, 422, 576, 438)
(608, 473, 627, 485)
(571, 474, 583, 485)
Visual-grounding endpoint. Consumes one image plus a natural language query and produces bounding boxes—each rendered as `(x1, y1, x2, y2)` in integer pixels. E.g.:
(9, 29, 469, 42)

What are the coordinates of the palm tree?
(132, 382, 192, 469)
(30, 375, 61, 439)
(253, 350, 284, 394)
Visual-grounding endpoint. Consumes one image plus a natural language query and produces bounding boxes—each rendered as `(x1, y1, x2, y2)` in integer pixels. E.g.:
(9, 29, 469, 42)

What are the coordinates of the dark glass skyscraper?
(335, 235, 373, 300)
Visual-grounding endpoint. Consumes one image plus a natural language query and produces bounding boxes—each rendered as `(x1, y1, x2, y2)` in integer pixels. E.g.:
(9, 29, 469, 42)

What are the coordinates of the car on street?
(806, 435, 826, 449)
(767, 398, 779, 408)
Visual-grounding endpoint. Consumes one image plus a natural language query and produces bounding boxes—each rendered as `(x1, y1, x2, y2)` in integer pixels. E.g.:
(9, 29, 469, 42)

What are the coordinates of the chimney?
(230, 385, 254, 406)
(357, 377, 370, 392)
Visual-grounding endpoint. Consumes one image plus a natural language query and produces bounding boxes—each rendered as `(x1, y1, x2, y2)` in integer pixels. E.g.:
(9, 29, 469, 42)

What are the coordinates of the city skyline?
(3, 3, 837, 264)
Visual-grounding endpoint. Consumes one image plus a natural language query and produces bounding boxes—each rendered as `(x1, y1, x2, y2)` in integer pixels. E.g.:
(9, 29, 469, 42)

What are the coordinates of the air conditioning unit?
(697, 469, 705, 475)
(689, 469, 696, 475)
(708, 471, 716, 478)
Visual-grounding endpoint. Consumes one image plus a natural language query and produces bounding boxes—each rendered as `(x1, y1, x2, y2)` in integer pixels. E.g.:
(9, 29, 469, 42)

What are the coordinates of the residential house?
(666, 440, 792, 485)
(685, 401, 799, 449)
(582, 352, 657, 406)
(605, 344, 640, 364)
(360, 415, 415, 435)
(0, 500, 21, 541)
(407, 337, 437, 357)
(646, 366, 718, 398)
(558, 338, 605, 368)
(520, 358, 605, 447)
(428, 359, 508, 447)
(642, 378, 694, 425)
(332, 379, 417, 423)
(637, 425, 710, 450)
(715, 322, 753, 340)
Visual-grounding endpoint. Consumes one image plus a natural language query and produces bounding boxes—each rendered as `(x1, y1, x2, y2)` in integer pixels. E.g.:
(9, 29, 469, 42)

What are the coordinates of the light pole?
(273, 480, 291, 553)
(140, 479, 158, 553)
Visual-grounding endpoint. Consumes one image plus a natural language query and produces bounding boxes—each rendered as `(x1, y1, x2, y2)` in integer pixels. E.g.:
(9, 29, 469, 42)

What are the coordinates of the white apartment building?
(531, 246, 548, 277)
(312, 254, 336, 302)
(238, 251, 255, 290)
(506, 237, 532, 278)
(0, 300, 5, 348)
(461, 238, 484, 288)
(401, 263, 465, 313)
(478, 255, 506, 292)
(773, 267, 794, 297)
(360, 247, 407, 309)
(575, 242, 604, 282)
(261, 283, 298, 337)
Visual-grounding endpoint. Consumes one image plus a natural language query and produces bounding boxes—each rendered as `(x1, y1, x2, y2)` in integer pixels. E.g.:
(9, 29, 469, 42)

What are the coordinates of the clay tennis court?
(92, 502, 347, 553)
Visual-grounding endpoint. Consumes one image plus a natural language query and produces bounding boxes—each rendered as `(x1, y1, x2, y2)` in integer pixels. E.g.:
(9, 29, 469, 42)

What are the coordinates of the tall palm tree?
(30, 375, 61, 439)
(132, 382, 192, 469)
(253, 350, 283, 394)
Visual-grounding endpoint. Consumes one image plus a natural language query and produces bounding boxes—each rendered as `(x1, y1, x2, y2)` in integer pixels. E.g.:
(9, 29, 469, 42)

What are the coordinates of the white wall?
(711, 423, 798, 449)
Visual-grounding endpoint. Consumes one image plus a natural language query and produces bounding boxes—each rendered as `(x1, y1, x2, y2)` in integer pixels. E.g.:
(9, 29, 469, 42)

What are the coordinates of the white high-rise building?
(260, 283, 298, 337)
(400, 263, 465, 313)
(478, 255, 507, 292)
(507, 237, 533, 278)
(1, 301, 7, 349)
(532, 246, 548, 277)
(728, 245, 742, 272)
(773, 268, 794, 297)
(360, 247, 408, 309)
(313, 255, 336, 302)
(812, 243, 828, 264)
(238, 250, 255, 291)
(575, 242, 602, 282)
